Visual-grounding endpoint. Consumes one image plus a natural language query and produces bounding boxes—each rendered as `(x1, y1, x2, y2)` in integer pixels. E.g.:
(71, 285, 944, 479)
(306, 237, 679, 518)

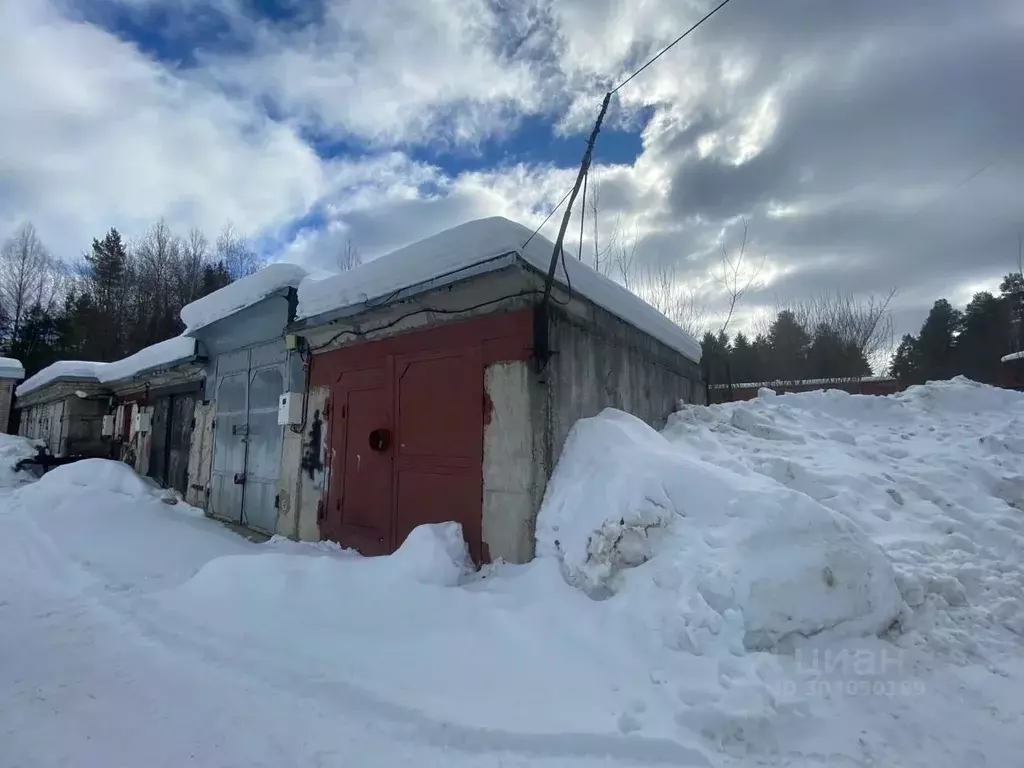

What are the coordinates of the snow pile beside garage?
(539, 377, 1024, 661)
(99, 335, 197, 384)
(4, 392, 1024, 764)
(0, 433, 41, 486)
(537, 409, 903, 652)
(15, 360, 108, 396)
(181, 262, 308, 332)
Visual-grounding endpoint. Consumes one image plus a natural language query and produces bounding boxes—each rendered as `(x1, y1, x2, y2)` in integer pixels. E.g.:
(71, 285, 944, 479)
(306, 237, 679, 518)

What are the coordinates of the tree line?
(890, 272, 1024, 386)
(0, 221, 264, 378)
(698, 290, 896, 386)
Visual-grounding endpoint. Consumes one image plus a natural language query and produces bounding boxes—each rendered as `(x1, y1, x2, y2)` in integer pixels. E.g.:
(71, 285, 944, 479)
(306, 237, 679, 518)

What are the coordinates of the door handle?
(368, 428, 391, 452)
(233, 472, 246, 485)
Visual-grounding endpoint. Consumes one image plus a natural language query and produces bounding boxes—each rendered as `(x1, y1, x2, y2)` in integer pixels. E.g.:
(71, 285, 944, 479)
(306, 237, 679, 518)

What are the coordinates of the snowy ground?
(2, 378, 1023, 766)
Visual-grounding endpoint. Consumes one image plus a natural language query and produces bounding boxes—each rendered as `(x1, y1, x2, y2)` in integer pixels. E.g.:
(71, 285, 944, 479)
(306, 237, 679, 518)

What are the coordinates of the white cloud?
(1, 0, 1020, 347)
(0, 1, 325, 259)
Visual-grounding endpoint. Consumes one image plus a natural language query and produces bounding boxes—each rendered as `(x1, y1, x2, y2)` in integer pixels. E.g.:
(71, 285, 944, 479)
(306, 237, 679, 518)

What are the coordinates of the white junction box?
(101, 414, 115, 437)
(133, 410, 152, 434)
(278, 392, 303, 426)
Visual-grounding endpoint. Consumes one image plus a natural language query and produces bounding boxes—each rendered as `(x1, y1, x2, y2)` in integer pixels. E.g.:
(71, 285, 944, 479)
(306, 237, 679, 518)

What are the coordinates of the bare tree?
(637, 259, 708, 337)
(177, 228, 209, 305)
(780, 288, 897, 372)
(0, 223, 65, 344)
(713, 219, 764, 335)
(216, 223, 263, 279)
(611, 224, 639, 292)
(338, 238, 363, 272)
(586, 175, 615, 275)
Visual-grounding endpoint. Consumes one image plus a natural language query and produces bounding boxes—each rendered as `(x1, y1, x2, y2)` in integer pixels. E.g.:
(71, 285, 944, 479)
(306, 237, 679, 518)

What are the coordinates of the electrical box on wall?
(278, 392, 303, 425)
(133, 411, 152, 433)
(284, 334, 303, 351)
(101, 414, 115, 437)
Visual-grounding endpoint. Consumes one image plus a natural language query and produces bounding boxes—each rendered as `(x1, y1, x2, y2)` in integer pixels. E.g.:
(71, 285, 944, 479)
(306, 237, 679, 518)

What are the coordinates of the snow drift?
(3, 379, 1024, 767)
(537, 409, 903, 651)
(539, 377, 1024, 660)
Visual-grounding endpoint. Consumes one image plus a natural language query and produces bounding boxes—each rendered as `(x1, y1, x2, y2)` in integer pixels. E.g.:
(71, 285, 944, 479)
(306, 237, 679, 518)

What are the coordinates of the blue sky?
(71, 0, 648, 178)
(3, 0, 1021, 340)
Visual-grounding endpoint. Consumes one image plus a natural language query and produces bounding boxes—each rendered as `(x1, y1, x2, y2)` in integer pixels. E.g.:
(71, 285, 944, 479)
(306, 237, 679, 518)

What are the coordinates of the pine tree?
(890, 334, 922, 385)
(957, 291, 1011, 383)
(731, 332, 756, 383)
(807, 323, 870, 379)
(917, 299, 962, 381)
(768, 310, 811, 381)
(84, 228, 130, 360)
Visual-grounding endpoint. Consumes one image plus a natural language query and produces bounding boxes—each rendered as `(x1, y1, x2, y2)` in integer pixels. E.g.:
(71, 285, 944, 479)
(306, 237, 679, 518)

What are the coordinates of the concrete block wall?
(544, 303, 703, 469)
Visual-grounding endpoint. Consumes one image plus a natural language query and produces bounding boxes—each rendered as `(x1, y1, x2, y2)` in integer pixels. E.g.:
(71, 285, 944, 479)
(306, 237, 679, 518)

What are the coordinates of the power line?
(611, 0, 735, 94)
(522, 185, 575, 249)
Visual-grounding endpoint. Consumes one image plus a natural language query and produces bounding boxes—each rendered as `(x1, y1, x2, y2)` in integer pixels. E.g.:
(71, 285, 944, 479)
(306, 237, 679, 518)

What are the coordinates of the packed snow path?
(2, 378, 1024, 766)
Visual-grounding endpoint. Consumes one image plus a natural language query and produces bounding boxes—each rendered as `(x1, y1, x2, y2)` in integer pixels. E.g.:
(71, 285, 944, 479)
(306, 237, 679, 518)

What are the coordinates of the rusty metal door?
(323, 367, 393, 555)
(394, 348, 483, 562)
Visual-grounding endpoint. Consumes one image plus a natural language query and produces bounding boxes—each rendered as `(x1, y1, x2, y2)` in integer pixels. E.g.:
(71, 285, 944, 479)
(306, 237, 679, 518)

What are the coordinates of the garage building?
(280, 217, 703, 563)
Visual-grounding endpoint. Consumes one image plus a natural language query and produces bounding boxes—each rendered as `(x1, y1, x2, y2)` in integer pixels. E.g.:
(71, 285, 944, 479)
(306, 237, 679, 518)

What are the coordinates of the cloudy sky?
(2, 0, 1021, 338)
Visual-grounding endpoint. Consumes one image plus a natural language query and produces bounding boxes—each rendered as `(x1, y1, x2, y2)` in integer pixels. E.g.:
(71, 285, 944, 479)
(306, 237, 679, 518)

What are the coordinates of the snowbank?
(15, 360, 108, 396)
(3, 378, 1024, 766)
(1002, 351, 1024, 363)
(0, 356, 24, 380)
(297, 217, 701, 363)
(99, 336, 197, 384)
(181, 262, 308, 332)
(538, 409, 903, 651)
(0, 433, 40, 486)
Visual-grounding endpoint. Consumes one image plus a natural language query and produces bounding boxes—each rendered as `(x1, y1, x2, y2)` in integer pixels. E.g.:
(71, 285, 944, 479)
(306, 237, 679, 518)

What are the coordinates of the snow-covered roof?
(296, 217, 702, 362)
(99, 336, 199, 385)
(181, 263, 308, 333)
(16, 361, 109, 397)
(1002, 351, 1024, 363)
(0, 357, 24, 380)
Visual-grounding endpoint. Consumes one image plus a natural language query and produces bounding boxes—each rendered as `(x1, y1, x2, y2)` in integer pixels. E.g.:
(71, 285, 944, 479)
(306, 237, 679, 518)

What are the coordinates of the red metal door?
(393, 347, 484, 562)
(322, 368, 393, 555)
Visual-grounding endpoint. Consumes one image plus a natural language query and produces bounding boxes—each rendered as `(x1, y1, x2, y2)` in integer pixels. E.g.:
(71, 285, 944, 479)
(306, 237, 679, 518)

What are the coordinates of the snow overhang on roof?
(295, 217, 702, 363)
(0, 357, 25, 380)
(98, 336, 200, 385)
(15, 361, 109, 397)
(181, 263, 308, 333)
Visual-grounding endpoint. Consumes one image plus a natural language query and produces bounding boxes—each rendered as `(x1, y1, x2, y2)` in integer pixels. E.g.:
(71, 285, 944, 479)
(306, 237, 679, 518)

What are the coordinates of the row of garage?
(15, 217, 704, 563)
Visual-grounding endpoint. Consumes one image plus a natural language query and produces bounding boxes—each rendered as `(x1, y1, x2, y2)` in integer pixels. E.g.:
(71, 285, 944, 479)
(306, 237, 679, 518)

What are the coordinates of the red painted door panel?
(323, 371, 393, 556)
(393, 348, 483, 562)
